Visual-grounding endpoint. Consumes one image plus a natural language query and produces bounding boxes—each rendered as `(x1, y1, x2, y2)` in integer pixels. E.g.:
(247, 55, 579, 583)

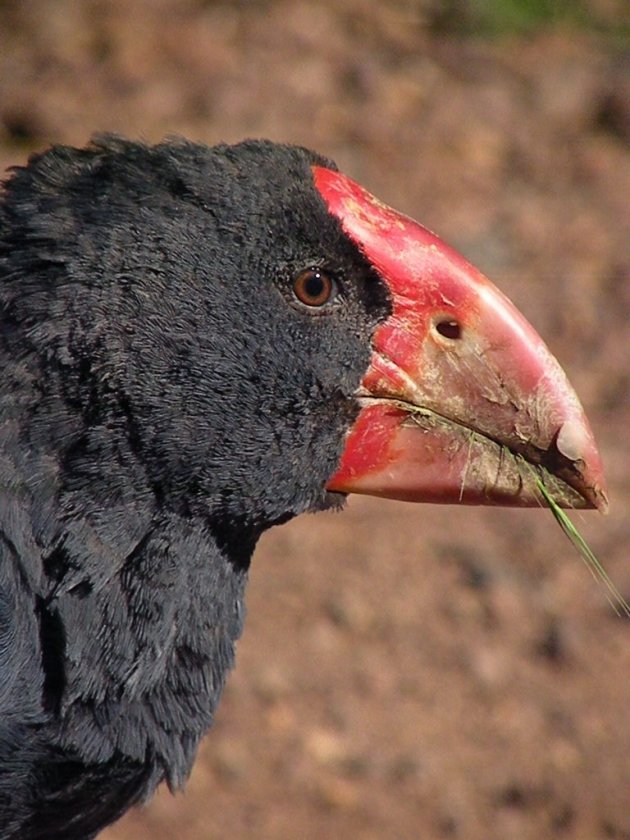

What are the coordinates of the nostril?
(435, 319, 462, 340)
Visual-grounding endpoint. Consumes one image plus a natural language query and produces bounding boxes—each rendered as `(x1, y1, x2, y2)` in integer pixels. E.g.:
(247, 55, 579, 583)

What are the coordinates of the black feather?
(0, 136, 389, 837)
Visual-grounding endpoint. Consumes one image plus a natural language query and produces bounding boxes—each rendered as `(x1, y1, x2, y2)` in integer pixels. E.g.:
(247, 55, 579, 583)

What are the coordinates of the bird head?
(2, 137, 606, 554)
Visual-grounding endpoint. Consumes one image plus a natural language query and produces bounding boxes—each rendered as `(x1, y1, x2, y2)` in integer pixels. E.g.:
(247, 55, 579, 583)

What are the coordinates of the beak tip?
(556, 419, 593, 463)
(567, 425, 609, 515)
(594, 487, 610, 515)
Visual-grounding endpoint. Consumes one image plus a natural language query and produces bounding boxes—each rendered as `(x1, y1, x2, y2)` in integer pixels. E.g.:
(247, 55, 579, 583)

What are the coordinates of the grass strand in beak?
(535, 478, 630, 619)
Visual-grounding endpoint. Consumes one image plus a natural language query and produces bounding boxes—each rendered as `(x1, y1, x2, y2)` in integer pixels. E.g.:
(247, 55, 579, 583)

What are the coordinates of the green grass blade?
(535, 478, 630, 618)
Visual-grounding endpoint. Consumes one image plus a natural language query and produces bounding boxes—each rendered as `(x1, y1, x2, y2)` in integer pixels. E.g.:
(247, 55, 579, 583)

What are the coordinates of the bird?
(0, 135, 606, 839)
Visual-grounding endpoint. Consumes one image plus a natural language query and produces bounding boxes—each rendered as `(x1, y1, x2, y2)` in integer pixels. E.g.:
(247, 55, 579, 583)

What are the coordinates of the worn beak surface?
(314, 167, 608, 511)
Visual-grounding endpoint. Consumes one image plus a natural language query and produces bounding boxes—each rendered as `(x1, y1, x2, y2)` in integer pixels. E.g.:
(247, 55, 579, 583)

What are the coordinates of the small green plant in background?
(429, 0, 630, 37)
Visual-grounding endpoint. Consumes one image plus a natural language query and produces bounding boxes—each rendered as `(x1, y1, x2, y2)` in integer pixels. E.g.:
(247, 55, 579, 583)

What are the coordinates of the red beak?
(314, 167, 608, 511)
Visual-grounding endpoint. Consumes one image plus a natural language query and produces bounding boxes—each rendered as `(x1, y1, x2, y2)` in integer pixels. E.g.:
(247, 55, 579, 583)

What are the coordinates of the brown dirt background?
(1, 2, 629, 838)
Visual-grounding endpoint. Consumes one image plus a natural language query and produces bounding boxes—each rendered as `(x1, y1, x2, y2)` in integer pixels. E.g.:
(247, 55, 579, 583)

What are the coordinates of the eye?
(292, 268, 336, 308)
(434, 318, 462, 340)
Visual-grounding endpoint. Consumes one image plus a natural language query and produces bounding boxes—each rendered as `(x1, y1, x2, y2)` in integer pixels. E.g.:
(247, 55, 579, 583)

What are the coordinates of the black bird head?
(2, 137, 392, 554)
(1, 136, 605, 545)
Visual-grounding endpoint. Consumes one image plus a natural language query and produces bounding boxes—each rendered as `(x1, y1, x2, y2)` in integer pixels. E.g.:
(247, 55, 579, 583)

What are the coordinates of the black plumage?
(0, 137, 389, 838)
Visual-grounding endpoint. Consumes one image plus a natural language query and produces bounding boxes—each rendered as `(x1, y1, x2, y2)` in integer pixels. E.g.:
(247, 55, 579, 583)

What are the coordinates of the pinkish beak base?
(313, 167, 608, 512)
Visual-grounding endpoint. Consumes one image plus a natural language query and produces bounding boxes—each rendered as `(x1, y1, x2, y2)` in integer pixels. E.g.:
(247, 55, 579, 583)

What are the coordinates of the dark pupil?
(304, 271, 325, 299)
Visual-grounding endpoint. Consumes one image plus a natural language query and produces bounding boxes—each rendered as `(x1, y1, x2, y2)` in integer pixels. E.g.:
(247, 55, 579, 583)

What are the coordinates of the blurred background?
(1, 1, 629, 838)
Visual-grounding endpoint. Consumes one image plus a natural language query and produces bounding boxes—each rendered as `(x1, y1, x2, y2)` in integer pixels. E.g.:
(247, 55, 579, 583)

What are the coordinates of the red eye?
(293, 268, 335, 307)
